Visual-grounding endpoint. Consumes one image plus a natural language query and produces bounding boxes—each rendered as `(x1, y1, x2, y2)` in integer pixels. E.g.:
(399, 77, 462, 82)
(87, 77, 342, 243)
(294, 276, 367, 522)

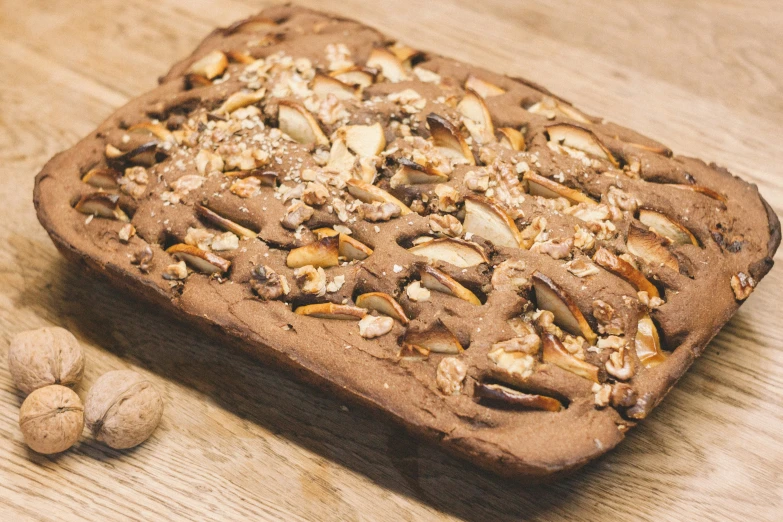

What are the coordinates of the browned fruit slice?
(294, 303, 367, 320)
(81, 168, 121, 190)
(419, 265, 481, 305)
(408, 238, 488, 268)
(74, 193, 128, 221)
(366, 47, 407, 82)
(339, 122, 386, 157)
(339, 234, 373, 261)
(497, 127, 525, 151)
(286, 236, 340, 268)
(398, 343, 430, 360)
(464, 75, 505, 98)
(457, 88, 495, 144)
(463, 195, 523, 248)
(546, 123, 619, 167)
(541, 334, 600, 383)
(426, 114, 475, 165)
(188, 50, 228, 79)
(627, 224, 679, 272)
(312, 73, 360, 100)
(346, 178, 412, 215)
(390, 159, 449, 188)
(527, 96, 592, 124)
(167, 244, 230, 274)
(401, 320, 463, 354)
(330, 66, 376, 88)
(215, 89, 266, 115)
(532, 272, 597, 344)
(523, 171, 597, 205)
(355, 292, 409, 324)
(225, 50, 256, 65)
(623, 141, 672, 156)
(668, 184, 728, 204)
(639, 209, 698, 246)
(195, 204, 257, 239)
(278, 101, 329, 146)
(128, 122, 175, 144)
(224, 15, 277, 35)
(387, 42, 422, 65)
(474, 383, 562, 412)
(635, 315, 665, 368)
(593, 247, 660, 298)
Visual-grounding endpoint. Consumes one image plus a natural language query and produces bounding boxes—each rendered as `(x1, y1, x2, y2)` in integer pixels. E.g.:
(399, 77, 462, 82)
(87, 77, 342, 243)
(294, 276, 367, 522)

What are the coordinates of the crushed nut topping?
(592, 300, 625, 335)
(162, 260, 188, 280)
(565, 258, 599, 278)
(358, 315, 394, 338)
(118, 223, 136, 243)
(281, 200, 314, 230)
(230, 176, 261, 198)
(211, 231, 239, 251)
(358, 202, 401, 222)
(491, 260, 528, 291)
(435, 357, 467, 395)
(406, 281, 431, 302)
(488, 348, 536, 379)
(294, 265, 327, 296)
(429, 214, 463, 237)
(251, 265, 290, 300)
(185, 227, 215, 251)
(730, 272, 756, 301)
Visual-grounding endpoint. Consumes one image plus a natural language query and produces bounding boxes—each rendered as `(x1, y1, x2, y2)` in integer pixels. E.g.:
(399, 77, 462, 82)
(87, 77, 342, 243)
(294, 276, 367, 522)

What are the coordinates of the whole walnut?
(9, 327, 85, 395)
(84, 370, 164, 449)
(19, 385, 84, 454)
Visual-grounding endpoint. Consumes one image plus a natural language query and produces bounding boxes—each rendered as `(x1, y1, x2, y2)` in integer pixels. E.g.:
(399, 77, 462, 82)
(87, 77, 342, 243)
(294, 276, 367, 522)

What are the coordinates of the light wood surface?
(1, 1, 782, 520)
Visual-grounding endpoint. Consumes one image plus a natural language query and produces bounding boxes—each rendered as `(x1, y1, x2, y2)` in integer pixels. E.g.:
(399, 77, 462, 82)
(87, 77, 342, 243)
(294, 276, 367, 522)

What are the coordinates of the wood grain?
(1, 1, 781, 520)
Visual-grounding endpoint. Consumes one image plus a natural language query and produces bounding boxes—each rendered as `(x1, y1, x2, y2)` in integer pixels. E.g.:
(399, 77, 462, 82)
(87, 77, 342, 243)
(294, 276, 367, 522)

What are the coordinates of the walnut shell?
(19, 385, 84, 454)
(84, 370, 164, 449)
(9, 327, 85, 395)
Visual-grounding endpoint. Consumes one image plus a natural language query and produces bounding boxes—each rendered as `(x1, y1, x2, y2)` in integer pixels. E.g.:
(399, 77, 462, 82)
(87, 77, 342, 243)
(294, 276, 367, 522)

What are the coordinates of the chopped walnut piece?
(531, 238, 573, 260)
(326, 275, 346, 293)
(464, 169, 490, 192)
(434, 184, 461, 212)
(492, 334, 540, 355)
(281, 201, 314, 230)
(606, 346, 635, 381)
(325, 43, 353, 71)
(162, 260, 188, 280)
(118, 223, 136, 243)
(172, 174, 204, 195)
(487, 348, 536, 379)
(302, 182, 330, 206)
(358, 315, 394, 339)
(573, 225, 596, 251)
(251, 265, 290, 300)
(597, 335, 625, 351)
(294, 265, 327, 296)
(185, 227, 215, 251)
(610, 382, 638, 408)
(592, 300, 625, 335)
(730, 272, 756, 301)
(406, 281, 431, 302)
(195, 149, 224, 175)
(491, 260, 528, 292)
(565, 258, 599, 278)
(561, 335, 586, 358)
(435, 357, 467, 395)
(605, 186, 639, 212)
(508, 317, 537, 338)
(637, 291, 664, 309)
(230, 176, 261, 198)
(131, 245, 153, 273)
(358, 201, 401, 222)
(533, 310, 563, 338)
(318, 93, 349, 124)
(211, 231, 239, 251)
(520, 216, 547, 249)
(429, 214, 463, 237)
(592, 383, 612, 408)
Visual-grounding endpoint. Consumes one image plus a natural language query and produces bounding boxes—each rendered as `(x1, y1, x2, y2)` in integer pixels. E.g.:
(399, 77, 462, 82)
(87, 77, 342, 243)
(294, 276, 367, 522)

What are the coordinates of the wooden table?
(1, 1, 781, 520)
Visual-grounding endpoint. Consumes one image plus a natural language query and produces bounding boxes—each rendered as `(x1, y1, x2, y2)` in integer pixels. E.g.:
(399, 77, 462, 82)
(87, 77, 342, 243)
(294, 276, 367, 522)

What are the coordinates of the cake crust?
(34, 5, 780, 480)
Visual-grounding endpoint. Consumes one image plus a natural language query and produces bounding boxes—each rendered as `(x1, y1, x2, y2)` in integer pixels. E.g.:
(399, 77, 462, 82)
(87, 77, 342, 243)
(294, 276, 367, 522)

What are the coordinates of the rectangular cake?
(33, 5, 780, 479)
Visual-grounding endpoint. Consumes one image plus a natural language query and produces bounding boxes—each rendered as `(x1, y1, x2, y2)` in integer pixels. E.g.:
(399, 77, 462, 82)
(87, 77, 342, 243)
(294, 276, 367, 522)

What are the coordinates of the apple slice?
(593, 247, 660, 298)
(312, 227, 339, 239)
(326, 138, 356, 173)
(185, 73, 213, 88)
(408, 238, 488, 268)
(390, 158, 449, 188)
(194, 204, 257, 239)
(523, 171, 597, 205)
(278, 101, 329, 146)
(188, 50, 228, 79)
(294, 303, 367, 320)
(546, 123, 619, 167)
(463, 195, 523, 248)
(527, 96, 592, 124)
(419, 265, 481, 305)
(541, 334, 600, 382)
(74, 193, 129, 221)
(166, 244, 230, 274)
(339, 234, 373, 261)
(355, 292, 409, 324)
(286, 236, 340, 268)
(105, 142, 159, 166)
(312, 73, 359, 101)
(426, 114, 475, 165)
(81, 168, 121, 190)
(532, 272, 597, 344)
(638, 209, 698, 246)
(346, 178, 411, 215)
(457, 88, 495, 144)
(401, 320, 463, 354)
(398, 343, 430, 360)
(464, 75, 505, 98)
(387, 42, 422, 65)
(627, 224, 679, 272)
(497, 127, 525, 151)
(366, 47, 408, 82)
(635, 315, 665, 368)
(668, 184, 728, 204)
(128, 122, 175, 144)
(473, 383, 562, 412)
(225, 50, 255, 65)
(215, 89, 266, 115)
(339, 122, 386, 157)
(224, 15, 277, 34)
(624, 141, 671, 156)
(330, 66, 376, 88)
